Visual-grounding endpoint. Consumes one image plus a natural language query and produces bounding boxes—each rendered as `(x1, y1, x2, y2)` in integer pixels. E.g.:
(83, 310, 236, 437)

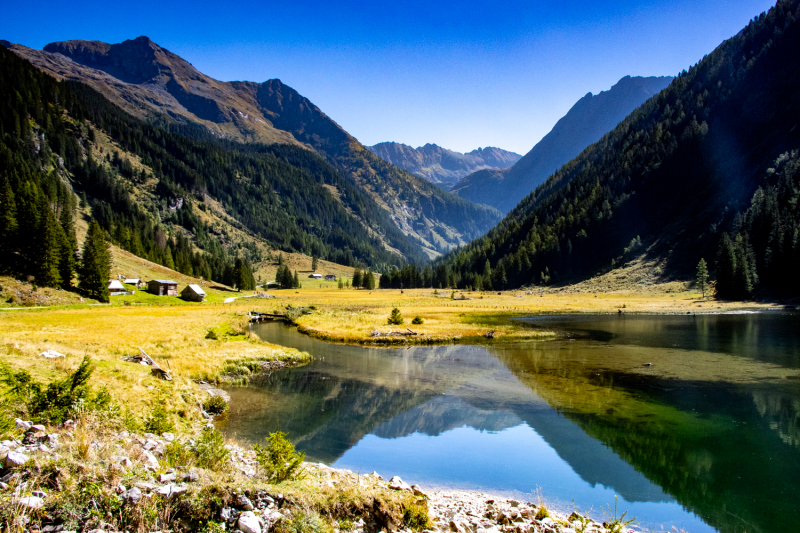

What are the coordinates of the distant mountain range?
(451, 75, 674, 213)
(439, 0, 800, 294)
(5, 37, 500, 256)
(367, 142, 521, 188)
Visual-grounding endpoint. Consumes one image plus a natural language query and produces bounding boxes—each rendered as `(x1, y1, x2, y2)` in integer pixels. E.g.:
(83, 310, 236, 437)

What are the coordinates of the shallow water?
(223, 313, 800, 533)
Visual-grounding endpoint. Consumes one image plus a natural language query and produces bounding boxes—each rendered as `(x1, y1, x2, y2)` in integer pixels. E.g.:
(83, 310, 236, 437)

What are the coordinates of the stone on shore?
(388, 476, 411, 491)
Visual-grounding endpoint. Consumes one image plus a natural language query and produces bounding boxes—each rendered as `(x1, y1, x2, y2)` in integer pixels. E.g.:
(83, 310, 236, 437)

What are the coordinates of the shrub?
(143, 402, 174, 434)
(205, 329, 219, 340)
(388, 308, 404, 325)
(411, 316, 424, 325)
(253, 428, 305, 483)
(273, 509, 332, 533)
(203, 395, 229, 416)
(194, 426, 230, 470)
(0, 356, 97, 423)
(402, 495, 432, 531)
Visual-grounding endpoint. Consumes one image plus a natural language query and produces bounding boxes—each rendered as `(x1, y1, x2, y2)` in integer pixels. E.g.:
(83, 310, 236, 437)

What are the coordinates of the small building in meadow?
(325, 274, 337, 281)
(181, 284, 207, 302)
(308, 273, 323, 279)
(108, 280, 127, 296)
(124, 278, 143, 288)
(148, 280, 178, 296)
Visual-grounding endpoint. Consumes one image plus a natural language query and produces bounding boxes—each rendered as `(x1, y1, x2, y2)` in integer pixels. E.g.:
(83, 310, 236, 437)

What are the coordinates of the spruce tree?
(35, 205, 62, 288)
(363, 270, 376, 290)
(311, 255, 319, 272)
(292, 270, 300, 289)
(79, 220, 111, 302)
(696, 258, 709, 299)
(58, 200, 77, 287)
(352, 268, 362, 289)
(0, 175, 18, 271)
(715, 234, 736, 299)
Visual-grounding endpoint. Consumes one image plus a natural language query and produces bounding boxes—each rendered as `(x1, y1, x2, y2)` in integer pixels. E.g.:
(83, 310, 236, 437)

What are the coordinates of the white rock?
(14, 419, 31, 431)
(140, 450, 159, 468)
(110, 455, 133, 468)
(4, 451, 29, 467)
(159, 472, 177, 483)
(156, 484, 187, 497)
(238, 511, 262, 533)
(388, 476, 411, 491)
(40, 350, 65, 359)
(16, 496, 44, 509)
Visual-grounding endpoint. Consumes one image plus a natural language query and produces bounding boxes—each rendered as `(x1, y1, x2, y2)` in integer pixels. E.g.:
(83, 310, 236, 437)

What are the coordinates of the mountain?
(0, 42, 444, 295)
(451, 75, 673, 213)
(438, 0, 800, 295)
(366, 142, 521, 188)
(5, 37, 501, 256)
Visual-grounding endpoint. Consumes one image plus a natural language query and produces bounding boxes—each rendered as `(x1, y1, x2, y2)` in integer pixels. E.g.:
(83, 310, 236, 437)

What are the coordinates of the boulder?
(388, 476, 411, 491)
(16, 496, 44, 509)
(183, 471, 199, 482)
(3, 451, 29, 467)
(237, 494, 255, 511)
(156, 484, 187, 497)
(40, 350, 65, 359)
(238, 511, 262, 533)
(159, 472, 177, 483)
(14, 419, 32, 431)
(140, 450, 159, 468)
(123, 487, 142, 504)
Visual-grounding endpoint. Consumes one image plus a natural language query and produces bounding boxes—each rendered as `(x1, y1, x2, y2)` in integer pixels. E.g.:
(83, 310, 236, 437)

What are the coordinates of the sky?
(1, 0, 777, 154)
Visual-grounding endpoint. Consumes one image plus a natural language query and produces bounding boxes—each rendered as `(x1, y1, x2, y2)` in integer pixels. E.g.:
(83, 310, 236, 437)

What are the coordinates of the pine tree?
(292, 270, 300, 289)
(0, 174, 18, 271)
(388, 307, 404, 325)
(363, 270, 376, 290)
(35, 204, 62, 288)
(311, 255, 319, 272)
(79, 220, 111, 302)
(715, 233, 736, 299)
(352, 268, 362, 289)
(696, 258, 709, 299)
(233, 257, 245, 291)
(58, 200, 77, 287)
(338, 277, 344, 290)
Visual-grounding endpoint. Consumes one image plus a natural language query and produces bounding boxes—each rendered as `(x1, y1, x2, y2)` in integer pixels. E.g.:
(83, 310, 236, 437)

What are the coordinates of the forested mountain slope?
(367, 142, 521, 188)
(0, 44, 432, 294)
(5, 38, 500, 255)
(451, 76, 673, 213)
(437, 0, 800, 295)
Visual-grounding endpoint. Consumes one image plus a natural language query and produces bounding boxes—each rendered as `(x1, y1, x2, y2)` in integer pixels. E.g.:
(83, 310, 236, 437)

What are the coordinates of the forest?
(433, 0, 800, 297)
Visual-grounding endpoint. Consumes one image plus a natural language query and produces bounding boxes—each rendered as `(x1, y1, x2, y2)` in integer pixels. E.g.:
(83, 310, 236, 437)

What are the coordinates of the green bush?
(388, 308, 404, 325)
(253, 428, 305, 483)
(203, 395, 229, 416)
(0, 356, 98, 423)
(194, 426, 230, 470)
(403, 496, 433, 531)
(411, 316, 424, 325)
(273, 509, 332, 533)
(144, 402, 174, 434)
(205, 329, 219, 340)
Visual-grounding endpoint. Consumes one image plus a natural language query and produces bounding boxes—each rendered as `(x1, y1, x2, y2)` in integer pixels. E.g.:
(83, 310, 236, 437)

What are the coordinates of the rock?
(31, 490, 47, 498)
(162, 432, 175, 442)
(411, 485, 427, 498)
(388, 476, 411, 491)
(63, 420, 76, 431)
(237, 494, 255, 511)
(156, 484, 187, 497)
(0, 482, 8, 490)
(110, 455, 133, 468)
(140, 450, 159, 468)
(3, 451, 29, 467)
(16, 496, 44, 509)
(133, 482, 157, 491)
(14, 419, 31, 431)
(220, 507, 235, 521)
(183, 471, 199, 482)
(123, 487, 142, 504)
(40, 350, 65, 359)
(238, 511, 262, 533)
(159, 472, 177, 483)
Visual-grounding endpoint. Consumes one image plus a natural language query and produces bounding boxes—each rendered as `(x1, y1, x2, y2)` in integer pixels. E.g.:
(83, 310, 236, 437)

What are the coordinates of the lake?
(222, 313, 800, 533)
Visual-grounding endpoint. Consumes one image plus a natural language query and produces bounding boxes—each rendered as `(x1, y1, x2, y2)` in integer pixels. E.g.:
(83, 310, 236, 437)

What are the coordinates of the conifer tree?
(696, 258, 709, 299)
(312, 255, 319, 272)
(338, 277, 344, 290)
(292, 270, 300, 289)
(352, 268, 362, 289)
(58, 200, 77, 287)
(35, 205, 62, 288)
(0, 175, 18, 271)
(715, 234, 736, 299)
(79, 220, 111, 302)
(363, 270, 376, 290)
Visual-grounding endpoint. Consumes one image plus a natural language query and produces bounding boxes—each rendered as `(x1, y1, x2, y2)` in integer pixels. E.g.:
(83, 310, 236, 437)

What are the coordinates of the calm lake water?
(223, 313, 800, 533)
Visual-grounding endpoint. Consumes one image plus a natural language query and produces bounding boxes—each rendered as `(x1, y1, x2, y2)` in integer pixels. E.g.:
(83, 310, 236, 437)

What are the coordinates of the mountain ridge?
(367, 142, 521, 188)
(5, 37, 501, 256)
(451, 75, 674, 213)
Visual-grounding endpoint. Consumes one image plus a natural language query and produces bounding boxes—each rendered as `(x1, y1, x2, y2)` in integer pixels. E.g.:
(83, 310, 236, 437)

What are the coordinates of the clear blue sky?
(1, 0, 776, 154)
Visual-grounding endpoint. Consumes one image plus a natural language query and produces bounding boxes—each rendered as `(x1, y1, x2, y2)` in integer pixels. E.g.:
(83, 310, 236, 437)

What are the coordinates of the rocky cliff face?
(367, 142, 521, 188)
(451, 75, 674, 212)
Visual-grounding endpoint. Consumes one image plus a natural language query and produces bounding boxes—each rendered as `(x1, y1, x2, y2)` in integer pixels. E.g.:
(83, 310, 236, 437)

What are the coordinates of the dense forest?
(432, 0, 800, 296)
(0, 44, 429, 294)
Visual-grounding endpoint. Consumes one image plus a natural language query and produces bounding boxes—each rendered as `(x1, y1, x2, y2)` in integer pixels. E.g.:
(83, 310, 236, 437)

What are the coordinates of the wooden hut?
(308, 273, 323, 279)
(325, 274, 337, 281)
(148, 280, 178, 296)
(108, 280, 127, 296)
(181, 284, 206, 302)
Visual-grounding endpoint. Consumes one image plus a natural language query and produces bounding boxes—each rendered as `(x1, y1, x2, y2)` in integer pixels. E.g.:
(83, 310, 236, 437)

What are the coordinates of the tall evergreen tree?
(311, 255, 319, 272)
(363, 270, 376, 290)
(35, 204, 62, 288)
(0, 174, 18, 271)
(58, 200, 78, 287)
(696, 258, 709, 299)
(715, 234, 736, 299)
(79, 220, 111, 302)
(352, 268, 362, 289)
(292, 270, 300, 289)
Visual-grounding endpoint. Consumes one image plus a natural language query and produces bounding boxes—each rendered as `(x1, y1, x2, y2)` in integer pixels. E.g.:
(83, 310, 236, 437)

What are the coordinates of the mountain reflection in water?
(223, 314, 800, 533)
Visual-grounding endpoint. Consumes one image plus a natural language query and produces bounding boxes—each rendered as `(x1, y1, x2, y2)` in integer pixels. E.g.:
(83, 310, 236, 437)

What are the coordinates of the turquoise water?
(223, 313, 800, 533)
